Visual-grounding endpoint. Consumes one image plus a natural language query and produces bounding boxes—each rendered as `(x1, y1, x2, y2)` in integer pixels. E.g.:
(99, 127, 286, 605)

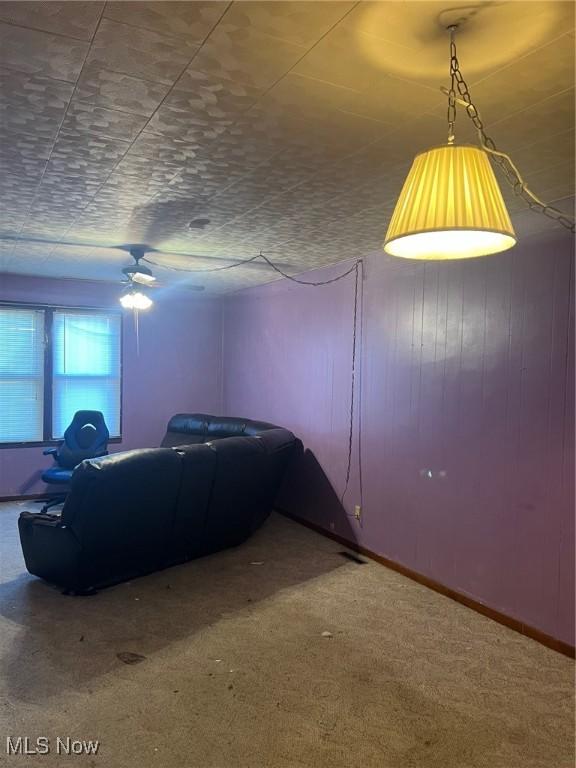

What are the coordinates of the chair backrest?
(56, 411, 109, 469)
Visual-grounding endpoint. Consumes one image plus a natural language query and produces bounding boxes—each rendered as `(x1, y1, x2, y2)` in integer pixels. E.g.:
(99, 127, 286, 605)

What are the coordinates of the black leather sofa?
(18, 414, 299, 592)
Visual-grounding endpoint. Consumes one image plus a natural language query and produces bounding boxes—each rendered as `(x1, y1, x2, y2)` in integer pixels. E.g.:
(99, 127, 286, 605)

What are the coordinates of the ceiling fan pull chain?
(134, 308, 140, 357)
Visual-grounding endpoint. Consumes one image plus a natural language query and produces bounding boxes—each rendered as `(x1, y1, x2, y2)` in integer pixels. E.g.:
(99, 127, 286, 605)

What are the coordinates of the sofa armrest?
(18, 511, 82, 589)
(19, 511, 62, 526)
(43, 447, 58, 457)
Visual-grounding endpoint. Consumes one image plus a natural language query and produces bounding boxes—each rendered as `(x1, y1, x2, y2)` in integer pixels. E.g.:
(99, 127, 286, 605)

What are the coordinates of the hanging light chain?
(446, 30, 575, 233)
(446, 27, 457, 144)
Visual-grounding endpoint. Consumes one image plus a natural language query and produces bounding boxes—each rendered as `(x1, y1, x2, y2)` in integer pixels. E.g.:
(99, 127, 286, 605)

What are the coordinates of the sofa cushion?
(205, 417, 250, 438)
(162, 432, 205, 448)
(202, 436, 268, 552)
(161, 412, 280, 446)
(61, 448, 182, 587)
(242, 419, 279, 435)
(252, 429, 299, 530)
(171, 443, 217, 562)
(161, 413, 207, 446)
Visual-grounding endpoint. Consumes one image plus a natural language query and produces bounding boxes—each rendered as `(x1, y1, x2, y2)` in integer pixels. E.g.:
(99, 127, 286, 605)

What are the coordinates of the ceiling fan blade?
(0, 234, 263, 266)
(121, 277, 163, 289)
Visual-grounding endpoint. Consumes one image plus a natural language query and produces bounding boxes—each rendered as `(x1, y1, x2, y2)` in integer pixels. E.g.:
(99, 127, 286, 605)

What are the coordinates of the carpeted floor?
(0, 501, 573, 768)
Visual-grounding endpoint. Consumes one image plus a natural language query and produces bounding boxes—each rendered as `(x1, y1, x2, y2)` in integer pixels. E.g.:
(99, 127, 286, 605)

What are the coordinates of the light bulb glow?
(384, 144, 516, 260)
(119, 289, 153, 310)
(385, 229, 516, 260)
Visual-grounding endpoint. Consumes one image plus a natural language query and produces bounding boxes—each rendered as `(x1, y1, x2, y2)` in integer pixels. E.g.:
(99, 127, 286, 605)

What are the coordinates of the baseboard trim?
(0, 493, 46, 503)
(278, 508, 575, 659)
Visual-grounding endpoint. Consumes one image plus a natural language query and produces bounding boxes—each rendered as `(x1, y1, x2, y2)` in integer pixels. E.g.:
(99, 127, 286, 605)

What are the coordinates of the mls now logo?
(6, 736, 100, 755)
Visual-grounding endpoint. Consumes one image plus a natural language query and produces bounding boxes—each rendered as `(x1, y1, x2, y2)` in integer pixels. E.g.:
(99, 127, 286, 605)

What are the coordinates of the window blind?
(0, 308, 45, 443)
(52, 311, 121, 438)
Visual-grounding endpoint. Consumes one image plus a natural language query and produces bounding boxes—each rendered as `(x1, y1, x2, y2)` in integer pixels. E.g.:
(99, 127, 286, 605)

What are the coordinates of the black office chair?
(40, 410, 110, 513)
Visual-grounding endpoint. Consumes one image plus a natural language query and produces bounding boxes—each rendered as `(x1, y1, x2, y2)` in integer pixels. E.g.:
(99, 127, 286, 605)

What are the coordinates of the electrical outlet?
(354, 505, 361, 521)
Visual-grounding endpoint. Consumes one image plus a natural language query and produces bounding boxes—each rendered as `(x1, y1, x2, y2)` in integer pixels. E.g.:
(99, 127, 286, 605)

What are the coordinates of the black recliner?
(19, 414, 299, 592)
(40, 410, 109, 512)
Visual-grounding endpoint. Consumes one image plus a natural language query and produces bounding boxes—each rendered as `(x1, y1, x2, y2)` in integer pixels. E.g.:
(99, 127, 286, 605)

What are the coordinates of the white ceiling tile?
(62, 101, 148, 143)
(192, 21, 307, 90)
(103, 2, 228, 44)
(87, 18, 198, 85)
(75, 65, 171, 117)
(0, 21, 89, 81)
(0, 2, 104, 41)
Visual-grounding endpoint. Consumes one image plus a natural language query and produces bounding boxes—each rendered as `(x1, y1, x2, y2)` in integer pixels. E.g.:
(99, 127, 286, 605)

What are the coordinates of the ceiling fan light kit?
(119, 286, 153, 311)
(119, 245, 156, 309)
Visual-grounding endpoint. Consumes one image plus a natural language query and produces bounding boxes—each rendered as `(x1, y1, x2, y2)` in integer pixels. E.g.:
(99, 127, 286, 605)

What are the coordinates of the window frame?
(0, 302, 123, 448)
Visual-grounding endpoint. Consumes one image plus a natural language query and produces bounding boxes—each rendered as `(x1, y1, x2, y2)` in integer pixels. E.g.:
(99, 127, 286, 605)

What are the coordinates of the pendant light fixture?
(384, 143, 516, 259)
(384, 26, 515, 260)
(384, 24, 575, 260)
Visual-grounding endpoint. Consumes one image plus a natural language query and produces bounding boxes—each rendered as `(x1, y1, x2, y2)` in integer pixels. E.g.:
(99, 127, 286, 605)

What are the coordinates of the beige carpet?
(0, 501, 573, 768)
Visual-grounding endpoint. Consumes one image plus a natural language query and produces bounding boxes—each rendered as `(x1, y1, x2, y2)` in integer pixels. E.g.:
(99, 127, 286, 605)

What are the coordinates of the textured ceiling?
(0, 0, 574, 294)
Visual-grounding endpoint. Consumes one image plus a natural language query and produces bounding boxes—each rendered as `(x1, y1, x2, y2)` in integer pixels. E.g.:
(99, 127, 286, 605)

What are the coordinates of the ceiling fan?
(120, 244, 158, 287)
(118, 245, 162, 310)
(0, 233, 270, 273)
(0, 234, 293, 307)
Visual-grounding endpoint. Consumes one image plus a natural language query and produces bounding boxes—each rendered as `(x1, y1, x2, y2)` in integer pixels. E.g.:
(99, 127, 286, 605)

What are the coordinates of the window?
(52, 311, 122, 438)
(0, 306, 121, 444)
(0, 308, 45, 442)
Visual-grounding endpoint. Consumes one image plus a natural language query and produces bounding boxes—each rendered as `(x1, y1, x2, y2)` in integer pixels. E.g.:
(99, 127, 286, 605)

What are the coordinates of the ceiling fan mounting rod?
(128, 245, 147, 263)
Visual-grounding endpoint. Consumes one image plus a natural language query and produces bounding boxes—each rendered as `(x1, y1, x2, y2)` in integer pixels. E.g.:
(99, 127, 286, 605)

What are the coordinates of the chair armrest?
(43, 447, 58, 456)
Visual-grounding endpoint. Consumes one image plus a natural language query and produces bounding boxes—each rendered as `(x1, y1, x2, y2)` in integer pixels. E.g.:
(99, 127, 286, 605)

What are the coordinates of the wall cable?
(143, 254, 261, 273)
(265, 254, 364, 514)
(255, 252, 365, 512)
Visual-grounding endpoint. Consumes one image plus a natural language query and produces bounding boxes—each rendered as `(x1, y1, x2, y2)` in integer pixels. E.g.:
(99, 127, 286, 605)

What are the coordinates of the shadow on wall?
(277, 448, 359, 547)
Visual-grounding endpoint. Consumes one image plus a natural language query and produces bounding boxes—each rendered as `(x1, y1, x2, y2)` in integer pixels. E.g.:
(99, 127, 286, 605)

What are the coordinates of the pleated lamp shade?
(384, 144, 516, 260)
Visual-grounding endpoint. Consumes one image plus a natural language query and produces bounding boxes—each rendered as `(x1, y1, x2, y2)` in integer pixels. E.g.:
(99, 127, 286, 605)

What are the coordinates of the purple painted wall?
(1, 233, 574, 646)
(222, 231, 575, 646)
(0, 273, 223, 497)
